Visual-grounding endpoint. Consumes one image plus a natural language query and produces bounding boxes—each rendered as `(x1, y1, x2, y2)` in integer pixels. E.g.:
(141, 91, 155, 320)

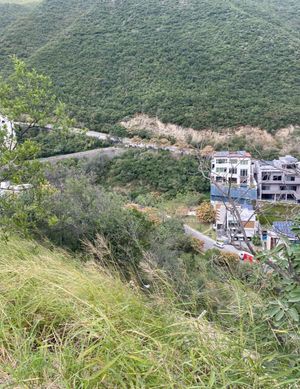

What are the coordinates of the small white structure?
(0, 181, 32, 197)
(0, 181, 10, 192)
(0, 114, 16, 150)
(214, 202, 259, 242)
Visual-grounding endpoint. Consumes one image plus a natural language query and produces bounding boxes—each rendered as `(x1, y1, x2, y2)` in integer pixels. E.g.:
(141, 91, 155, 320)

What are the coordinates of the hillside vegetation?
(0, 2, 34, 35)
(1, 237, 300, 387)
(0, 0, 299, 130)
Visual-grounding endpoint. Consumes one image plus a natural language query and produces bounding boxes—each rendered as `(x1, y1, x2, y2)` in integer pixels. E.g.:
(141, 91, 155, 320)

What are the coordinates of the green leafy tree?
(0, 56, 73, 140)
(259, 220, 300, 327)
(0, 57, 71, 236)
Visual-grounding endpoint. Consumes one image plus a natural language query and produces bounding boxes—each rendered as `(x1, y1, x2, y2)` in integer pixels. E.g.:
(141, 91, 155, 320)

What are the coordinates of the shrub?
(196, 202, 216, 223)
(252, 234, 262, 246)
(191, 237, 205, 253)
(93, 150, 210, 197)
(215, 251, 239, 268)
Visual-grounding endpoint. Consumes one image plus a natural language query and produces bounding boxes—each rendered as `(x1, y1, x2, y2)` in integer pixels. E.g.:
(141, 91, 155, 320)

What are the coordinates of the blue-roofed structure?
(272, 221, 298, 240)
(210, 184, 257, 205)
(263, 221, 300, 250)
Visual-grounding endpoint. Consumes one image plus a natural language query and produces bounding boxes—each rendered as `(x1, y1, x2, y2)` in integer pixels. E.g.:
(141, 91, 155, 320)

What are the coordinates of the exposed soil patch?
(121, 114, 299, 155)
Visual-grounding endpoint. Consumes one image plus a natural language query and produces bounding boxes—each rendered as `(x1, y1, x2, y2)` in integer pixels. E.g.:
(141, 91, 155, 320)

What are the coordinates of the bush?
(19, 128, 109, 157)
(252, 234, 262, 246)
(196, 202, 216, 223)
(93, 150, 210, 197)
(214, 251, 239, 269)
(108, 124, 129, 138)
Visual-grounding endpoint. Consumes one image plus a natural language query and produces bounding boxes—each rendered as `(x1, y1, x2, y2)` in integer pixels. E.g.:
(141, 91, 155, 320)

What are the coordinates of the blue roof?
(272, 221, 298, 240)
(243, 203, 254, 211)
(210, 184, 257, 201)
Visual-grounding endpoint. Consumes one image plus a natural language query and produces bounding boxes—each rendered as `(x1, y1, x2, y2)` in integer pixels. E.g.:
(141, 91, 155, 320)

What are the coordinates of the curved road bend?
(39, 145, 240, 254)
(184, 224, 240, 255)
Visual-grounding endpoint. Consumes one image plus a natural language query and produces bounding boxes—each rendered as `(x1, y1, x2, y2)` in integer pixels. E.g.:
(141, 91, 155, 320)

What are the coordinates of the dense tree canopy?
(91, 150, 210, 198)
(0, 0, 299, 131)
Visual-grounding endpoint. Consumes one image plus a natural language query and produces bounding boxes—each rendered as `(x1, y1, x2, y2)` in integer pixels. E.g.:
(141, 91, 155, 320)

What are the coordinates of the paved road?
(184, 224, 240, 255)
(86, 130, 194, 155)
(86, 130, 118, 142)
(39, 147, 125, 163)
(16, 122, 194, 155)
(86, 131, 110, 140)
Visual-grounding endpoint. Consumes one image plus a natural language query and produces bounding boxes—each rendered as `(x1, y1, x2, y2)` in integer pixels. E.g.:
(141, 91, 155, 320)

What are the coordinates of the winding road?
(184, 224, 240, 254)
(38, 128, 241, 254)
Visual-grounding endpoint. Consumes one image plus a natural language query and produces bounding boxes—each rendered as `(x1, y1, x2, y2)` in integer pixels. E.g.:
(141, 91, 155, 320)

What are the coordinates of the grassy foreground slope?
(0, 238, 299, 387)
(0, 0, 299, 130)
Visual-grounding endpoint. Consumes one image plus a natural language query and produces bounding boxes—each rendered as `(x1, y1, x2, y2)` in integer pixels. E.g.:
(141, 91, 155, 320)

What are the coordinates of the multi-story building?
(214, 202, 259, 242)
(255, 156, 300, 203)
(210, 151, 257, 205)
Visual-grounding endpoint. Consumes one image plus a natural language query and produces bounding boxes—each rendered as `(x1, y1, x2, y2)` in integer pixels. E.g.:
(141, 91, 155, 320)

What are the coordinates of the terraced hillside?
(0, 0, 299, 130)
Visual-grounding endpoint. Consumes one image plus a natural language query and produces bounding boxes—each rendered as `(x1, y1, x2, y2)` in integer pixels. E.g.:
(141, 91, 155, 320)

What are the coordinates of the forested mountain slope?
(0, 2, 35, 35)
(0, 0, 299, 130)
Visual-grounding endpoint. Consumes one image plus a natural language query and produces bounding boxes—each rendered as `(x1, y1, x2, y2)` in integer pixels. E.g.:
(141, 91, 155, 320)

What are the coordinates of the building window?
(216, 167, 227, 173)
(273, 175, 282, 181)
(287, 176, 295, 181)
(240, 160, 249, 165)
(216, 159, 227, 164)
(240, 169, 248, 177)
(287, 194, 296, 200)
(229, 168, 237, 174)
(288, 185, 297, 191)
(285, 164, 296, 169)
(230, 159, 238, 164)
(262, 185, 270, 190)
(262, 173, 271, 181)
(280, 185, 287, 191)
(228, 177, 237, 184)
(262, 193, 275, 200)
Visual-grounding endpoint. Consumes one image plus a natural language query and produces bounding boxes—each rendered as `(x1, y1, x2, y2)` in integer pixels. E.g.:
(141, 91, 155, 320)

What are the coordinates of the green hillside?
(0, 0, 299, 130)
(0, 2, 35, 34)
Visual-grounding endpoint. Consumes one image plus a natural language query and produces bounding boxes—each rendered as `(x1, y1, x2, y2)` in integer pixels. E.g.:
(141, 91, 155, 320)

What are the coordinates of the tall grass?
(0, 238, 299, 388)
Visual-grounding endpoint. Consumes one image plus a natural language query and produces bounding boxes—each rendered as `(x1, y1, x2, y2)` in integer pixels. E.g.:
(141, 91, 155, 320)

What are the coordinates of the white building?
(210, 151, 257, 205)
(0, 114, 16, 150)
(211, 151, 254, 186)
(254, 156, 300, 203)
(214, 202, 259, 242)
